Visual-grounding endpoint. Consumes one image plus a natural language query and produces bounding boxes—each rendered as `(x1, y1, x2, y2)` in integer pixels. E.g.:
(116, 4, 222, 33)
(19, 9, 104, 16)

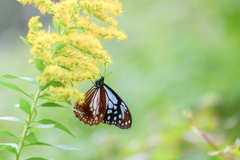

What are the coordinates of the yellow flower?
(18, 0, 127, 104)
(27, 16, 42, 44)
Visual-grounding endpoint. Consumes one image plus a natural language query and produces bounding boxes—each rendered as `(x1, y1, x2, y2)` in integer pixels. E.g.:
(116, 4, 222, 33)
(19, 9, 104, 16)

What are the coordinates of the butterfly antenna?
(90, 79, 94, 85)
(105, 72, 112, 78)
(104, 65, 106, 77)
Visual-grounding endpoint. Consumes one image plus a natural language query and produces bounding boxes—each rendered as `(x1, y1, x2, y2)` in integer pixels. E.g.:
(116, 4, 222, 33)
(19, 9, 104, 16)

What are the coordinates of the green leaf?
(37, 119, 75, 138)
(34, 58, 45, 73)
(31, 124, 55, 128)
(25, 132, 39, 143)
(0, 117, 23, 123)
(39, 80, 65, 91)
(26, 142, 51, 147)
(51, 81, 66, 88)
(20, 36, 33, 47)
(26, 142, 78, 150)
(59, 65, 72, 71)
(55, 42, 70, 51)
(26, 157, 49, 160)
(39, 81, 53, 91)
(0, 81, 32, 99)
(19, 98, 31, 115)
(2, 74, 18, 79)
(39, 102, 65, 108)
(68, 26, 81, 29)
(0, 143, 18, 154)
(53, 19, 61, 35)
(2, 74, 38, 85)
(54, 145, 78, 150)
(39, 93, 47, 99)
(0, 130, 17, 138)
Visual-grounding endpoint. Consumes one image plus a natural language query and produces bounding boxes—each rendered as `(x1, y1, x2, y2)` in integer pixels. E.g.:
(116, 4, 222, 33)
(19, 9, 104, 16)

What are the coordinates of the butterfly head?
(94, 76, 104, 88)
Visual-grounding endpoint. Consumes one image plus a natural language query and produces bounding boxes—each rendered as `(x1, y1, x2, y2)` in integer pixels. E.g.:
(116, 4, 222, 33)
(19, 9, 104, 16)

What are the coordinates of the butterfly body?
(74, 76, 132, 129)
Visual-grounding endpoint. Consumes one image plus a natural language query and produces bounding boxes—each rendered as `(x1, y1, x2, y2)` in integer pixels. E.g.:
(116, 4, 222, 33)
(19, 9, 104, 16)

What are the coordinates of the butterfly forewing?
(102, 84, 132, 129)
(74, 86, 106, 126)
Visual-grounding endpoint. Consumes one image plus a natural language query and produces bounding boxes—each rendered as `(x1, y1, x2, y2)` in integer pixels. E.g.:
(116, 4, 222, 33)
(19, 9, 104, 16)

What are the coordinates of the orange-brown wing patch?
(74, 87, 106, 126)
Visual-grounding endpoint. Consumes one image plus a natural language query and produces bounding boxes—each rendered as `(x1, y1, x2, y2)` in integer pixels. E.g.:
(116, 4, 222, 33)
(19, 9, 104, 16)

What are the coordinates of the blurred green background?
(1, 0, 240, 160)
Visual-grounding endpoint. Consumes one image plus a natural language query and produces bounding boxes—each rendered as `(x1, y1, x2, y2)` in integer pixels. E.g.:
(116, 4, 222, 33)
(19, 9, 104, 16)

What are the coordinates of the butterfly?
(74, 76, 132, 129)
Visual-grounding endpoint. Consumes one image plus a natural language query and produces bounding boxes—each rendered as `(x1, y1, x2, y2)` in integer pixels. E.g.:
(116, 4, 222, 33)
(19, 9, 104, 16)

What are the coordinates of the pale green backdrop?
(1, 0, 240, 160)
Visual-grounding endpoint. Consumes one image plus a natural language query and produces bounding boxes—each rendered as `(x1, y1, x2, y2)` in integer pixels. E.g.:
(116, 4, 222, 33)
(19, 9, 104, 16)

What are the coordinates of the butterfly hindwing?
(74, 86, 106, 126)
(102, 84, 132, 129)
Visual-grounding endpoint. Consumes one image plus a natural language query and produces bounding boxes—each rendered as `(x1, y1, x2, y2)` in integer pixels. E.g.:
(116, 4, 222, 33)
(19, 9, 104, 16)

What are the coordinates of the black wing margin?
(102, 84, 132, 129)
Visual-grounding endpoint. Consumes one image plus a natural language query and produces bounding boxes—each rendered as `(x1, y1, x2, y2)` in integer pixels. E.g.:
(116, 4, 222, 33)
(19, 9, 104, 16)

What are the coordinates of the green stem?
(187, 114, 234, 160)
(15, 89, 41, 160)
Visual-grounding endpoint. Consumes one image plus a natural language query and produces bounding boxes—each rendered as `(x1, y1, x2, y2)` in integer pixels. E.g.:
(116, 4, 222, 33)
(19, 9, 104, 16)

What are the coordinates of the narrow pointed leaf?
(0, 130, 17, 138)
(39, 102, 65, 108)
(0, 143, 18, 154)
(2, 74, 18, 79)
(51, 81, 66, 88)
(55, 42, 70, 51)
(34, 58, 45, 73)
(39, 80, 53, 91)
(20, 36, 33, 47)
(38, 119, 75, 138)
(68, 26, 81, 29)
(67, 26, 90, 31)
(19, 98, 31, 115)
(26, 157, 49, 160)
(0, 117, 23, 123)
(54, 145, 78, 150)
(2, 74, 38, 85)
(26, 142, 78, 150)
(26, 142, 51, 147)
(53, 19, 61, 35)
(59, 65, 72, 71)
(39, 93, 47, 99)
(39, 81, 65, 91)
(31, 124, 55, 128)
(0, 81, 32, 99)
(25, 132, 39, 143)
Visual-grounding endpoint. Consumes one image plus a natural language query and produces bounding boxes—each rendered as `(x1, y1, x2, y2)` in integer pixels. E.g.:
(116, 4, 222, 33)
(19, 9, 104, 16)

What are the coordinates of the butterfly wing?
(102, 84, 132, 129)
(74, 86, 106, 126)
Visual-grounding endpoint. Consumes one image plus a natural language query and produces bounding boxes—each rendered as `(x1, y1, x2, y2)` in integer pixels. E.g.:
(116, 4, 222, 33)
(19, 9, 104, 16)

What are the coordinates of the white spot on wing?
(108, 116, 111, 120)
(120, 106, 125, 119)
(107, 110, 112, 114)
(109, 102, 113, 109)
(114, 111, 118, 114)
(93, 89, 100, 110)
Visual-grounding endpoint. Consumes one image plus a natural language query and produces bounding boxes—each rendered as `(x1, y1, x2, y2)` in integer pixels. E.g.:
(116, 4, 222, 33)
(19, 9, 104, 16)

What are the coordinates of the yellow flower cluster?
(18, 0, 127, 104)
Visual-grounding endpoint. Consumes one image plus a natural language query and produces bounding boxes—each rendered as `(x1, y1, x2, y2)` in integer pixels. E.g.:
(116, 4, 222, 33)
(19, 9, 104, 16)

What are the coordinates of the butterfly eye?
(74, 77, 132, 129)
